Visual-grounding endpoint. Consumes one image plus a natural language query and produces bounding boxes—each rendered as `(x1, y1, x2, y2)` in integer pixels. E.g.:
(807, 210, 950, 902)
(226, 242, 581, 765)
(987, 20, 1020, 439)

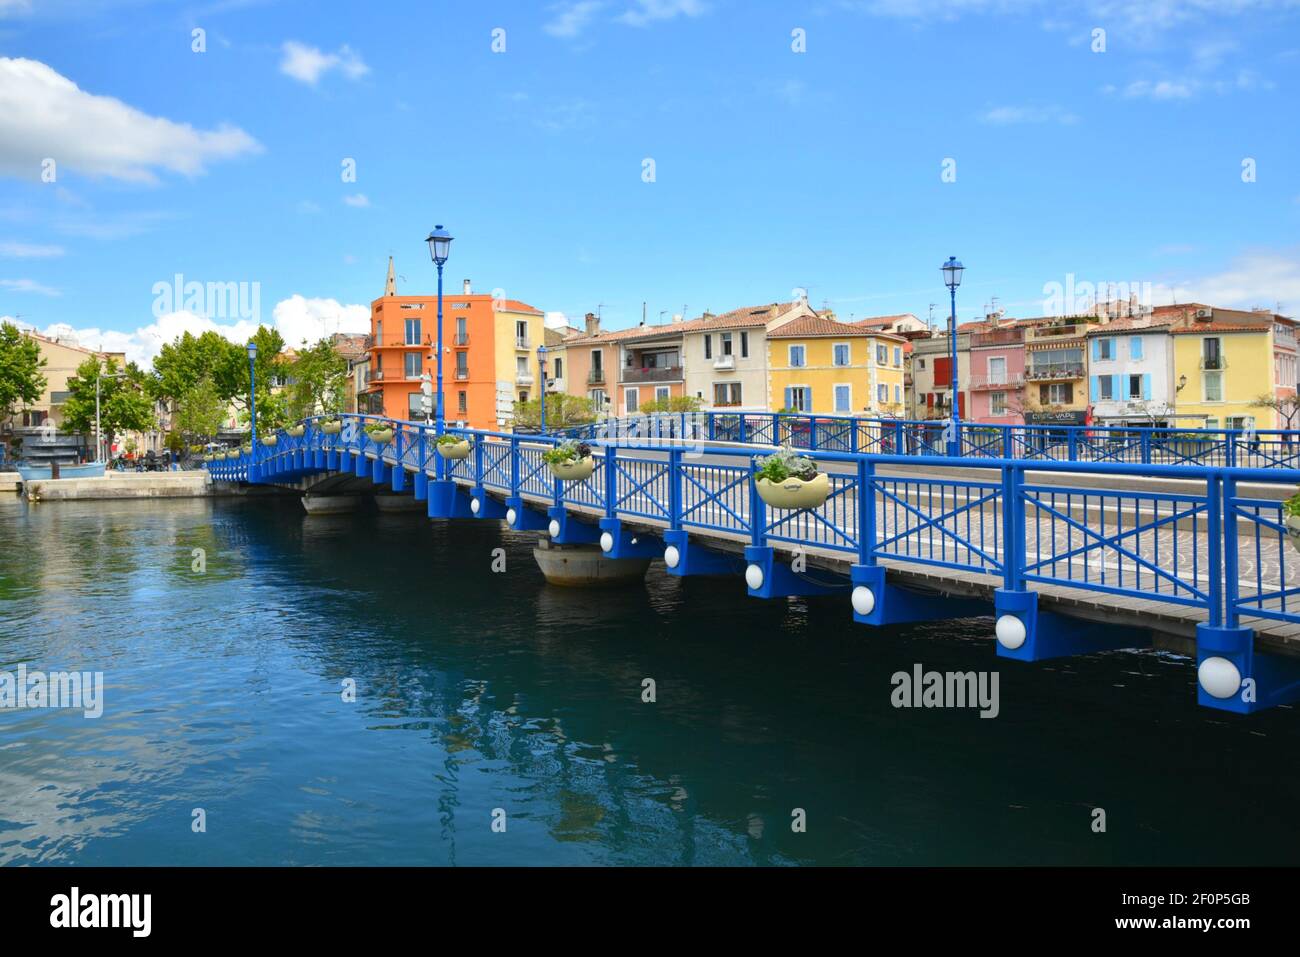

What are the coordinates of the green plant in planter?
(436, 434, 470, 447)
(542, 440, 592, 466)
(1283, 486, 1300, 518)
(754, 446, 819, 483)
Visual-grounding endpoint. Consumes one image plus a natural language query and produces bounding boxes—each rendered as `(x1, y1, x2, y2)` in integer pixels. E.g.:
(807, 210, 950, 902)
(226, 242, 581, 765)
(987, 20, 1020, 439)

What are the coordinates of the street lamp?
(246, 340, 258, 478)
(425, 225, 453, 438)
(537, 344, 548, 434)
(94, 368, 127, 463)
(941, 256, 964, 456)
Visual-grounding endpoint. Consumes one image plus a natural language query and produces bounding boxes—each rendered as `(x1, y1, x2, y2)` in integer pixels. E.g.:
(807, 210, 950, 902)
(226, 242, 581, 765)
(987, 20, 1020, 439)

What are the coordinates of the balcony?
(1027, 323, 1087, 341)
(621, 365, 684, 384)
(1200, 355, 1227, 371)
(713, 354, 736, 370)
(969, 373, 1025, 390)
(587, 369, 606, 385)
(970, 328, 1024, 347)
(516, 373, 535, 386)
(372, 369, 424, 382)
(1026, 363, 1085, 381)
(454, 332, 470, 347)
(515, 336, 530, 350)
(455, 367, 469, 380)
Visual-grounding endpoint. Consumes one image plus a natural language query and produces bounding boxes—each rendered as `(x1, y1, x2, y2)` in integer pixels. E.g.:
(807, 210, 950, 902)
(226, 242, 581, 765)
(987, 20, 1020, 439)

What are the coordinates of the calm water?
(2, 494, 1299, 866)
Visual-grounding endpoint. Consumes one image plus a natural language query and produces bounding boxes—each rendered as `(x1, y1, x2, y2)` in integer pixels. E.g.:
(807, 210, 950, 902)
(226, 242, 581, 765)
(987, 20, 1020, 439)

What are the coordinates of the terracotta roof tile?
(768, 315, 906, 340)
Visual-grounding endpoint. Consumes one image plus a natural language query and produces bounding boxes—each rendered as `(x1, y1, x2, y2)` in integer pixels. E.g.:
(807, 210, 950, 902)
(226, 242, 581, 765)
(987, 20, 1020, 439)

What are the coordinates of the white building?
(1085, 315, 1178, 427)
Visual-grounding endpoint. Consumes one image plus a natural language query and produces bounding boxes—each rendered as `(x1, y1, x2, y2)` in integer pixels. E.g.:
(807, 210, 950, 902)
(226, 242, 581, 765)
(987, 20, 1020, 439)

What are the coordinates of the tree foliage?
(61, 356, 155, 452)
(0, 321, 47, 422)
(512, 393, 597, 430)
(638, 395, 702, 414)
(284, 337, 348, 420)
(174, 376, 226, 441)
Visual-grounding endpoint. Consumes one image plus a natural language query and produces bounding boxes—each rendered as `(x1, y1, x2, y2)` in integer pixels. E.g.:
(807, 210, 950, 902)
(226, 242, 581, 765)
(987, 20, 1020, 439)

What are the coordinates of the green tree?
(285, 337, 348, 420)
(61, 357, 155, 454)
(512, 393, 597, 430)
(150, 330, 244, 406)
(638, 395, 702, 414)
(174, 375, 226, 442)
(0, 321, 47, 426)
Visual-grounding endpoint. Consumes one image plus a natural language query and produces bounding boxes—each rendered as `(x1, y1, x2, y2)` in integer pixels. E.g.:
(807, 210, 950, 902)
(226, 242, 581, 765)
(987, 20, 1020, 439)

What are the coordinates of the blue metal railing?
(204, 413, 1300, 634)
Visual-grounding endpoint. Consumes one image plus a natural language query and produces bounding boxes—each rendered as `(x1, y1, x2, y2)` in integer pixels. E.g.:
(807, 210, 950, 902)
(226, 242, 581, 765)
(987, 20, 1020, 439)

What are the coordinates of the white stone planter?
(437, 439, 471, 460)
(320, 420, 342, 435)
(261, 435, 278, 447)
(548, 456, 595, 481)
(1287, 513, 1300, 554)
(755, 472, 830, 510)
(366, 428, 394, 446)
(287, 425, 305, 438)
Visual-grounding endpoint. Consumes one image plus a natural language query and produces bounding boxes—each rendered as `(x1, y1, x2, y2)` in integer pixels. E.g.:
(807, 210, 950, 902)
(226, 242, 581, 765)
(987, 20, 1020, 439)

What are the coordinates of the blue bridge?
(206, 412, 1300, 716)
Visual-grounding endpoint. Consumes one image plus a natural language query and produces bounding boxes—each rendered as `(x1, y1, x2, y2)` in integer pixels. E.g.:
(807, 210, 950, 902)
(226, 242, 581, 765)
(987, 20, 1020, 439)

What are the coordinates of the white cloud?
(279, 41, 369, 85)
(544, 1, 606, 37)
(297, 200, 321, 214)
(26, 295, 370, 369)
(0, 58, 260, 184)
(0, 241, 63, 258)
(979, 104, 1079, 124)
(341, 193, 370, 207)
(619, 0, 708, 27)
(1120, 78, 1195, 99)
(0, 277, 60, 295)
(0, 0, 32, 16)
(1169, 249, 1300, 315)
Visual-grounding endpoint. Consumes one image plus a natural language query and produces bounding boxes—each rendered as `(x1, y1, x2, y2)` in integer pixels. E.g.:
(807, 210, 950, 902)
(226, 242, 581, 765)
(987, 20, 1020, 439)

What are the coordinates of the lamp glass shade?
(941, 257, 965, 289)
(426, 225, 453, 266)
(246, 341, 258, 359)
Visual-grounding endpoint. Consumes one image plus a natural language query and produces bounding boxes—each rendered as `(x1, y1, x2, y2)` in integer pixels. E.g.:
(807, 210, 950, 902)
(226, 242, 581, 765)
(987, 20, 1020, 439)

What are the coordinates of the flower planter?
(437, 439, 471, 461)
(755, 472, 830, 510)
(225, 450, 241, 460)
(548, 456, 595, 481)
(1287, 514, 1300, 555)
(320, 420, 343, 435)
(287, 425, 305, 438)
(261, 435, 278, 447)
(366, 428, 394, 446)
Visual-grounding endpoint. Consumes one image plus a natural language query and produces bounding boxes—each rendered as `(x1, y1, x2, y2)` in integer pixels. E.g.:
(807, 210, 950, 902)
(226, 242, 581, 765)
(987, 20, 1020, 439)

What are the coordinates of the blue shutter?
(1112, 375, 1122, 401)
(1131, 337, 1143, 360)
(784, 387, 793, 410)
(1090, 376, 1099, 402)
(1142, 374, 1151, 400)
(1092, 339, 1100, 361)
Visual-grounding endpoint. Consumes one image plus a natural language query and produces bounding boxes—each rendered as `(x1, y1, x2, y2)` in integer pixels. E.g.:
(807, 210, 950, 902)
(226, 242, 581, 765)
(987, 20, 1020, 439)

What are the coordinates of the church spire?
(385, 256, 396, 296)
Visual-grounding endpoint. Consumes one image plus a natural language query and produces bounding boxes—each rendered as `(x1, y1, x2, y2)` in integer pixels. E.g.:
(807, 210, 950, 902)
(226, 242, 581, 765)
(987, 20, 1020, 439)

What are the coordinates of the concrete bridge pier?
(533, 537, 652, 587)
(302, 493, 361, 515)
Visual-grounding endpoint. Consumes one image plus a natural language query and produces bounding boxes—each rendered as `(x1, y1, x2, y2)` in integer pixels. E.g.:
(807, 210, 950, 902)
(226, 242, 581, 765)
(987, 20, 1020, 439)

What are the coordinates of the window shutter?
(1112, 375, 1122, 401)
(784, 387, 792, 409)
(1131, 337, 1143, 360)
(1090, 376, 1099, 402)
(1092, 339, 1100, 361)
(1142, 374, 1152, 400)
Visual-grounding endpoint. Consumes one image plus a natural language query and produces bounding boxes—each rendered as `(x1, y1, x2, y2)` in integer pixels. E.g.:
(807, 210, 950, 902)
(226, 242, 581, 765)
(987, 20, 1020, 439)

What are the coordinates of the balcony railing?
(587, 369, 606, 385)
(969, 373, 1025, 390)
(621, 366, 684, 384)
(1026, 363, 1085, 381)
(713, 354, 736, 370)
(454, 332, 470, 346)
(516, 373, 535, 385)
(455, 368, 469, 380)
(1200, 356, 1227, 371)
(515, 336, 530, 350)
(970, 328, 1024, 347)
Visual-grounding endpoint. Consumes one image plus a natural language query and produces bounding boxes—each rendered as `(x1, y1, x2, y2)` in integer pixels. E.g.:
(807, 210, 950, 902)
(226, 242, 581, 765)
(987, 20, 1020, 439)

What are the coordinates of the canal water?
(2, 494, 1299, 866)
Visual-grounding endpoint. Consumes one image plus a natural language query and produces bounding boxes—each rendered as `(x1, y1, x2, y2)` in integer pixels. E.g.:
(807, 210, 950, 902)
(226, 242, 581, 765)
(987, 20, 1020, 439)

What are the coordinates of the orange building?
(360, 260, 544, 430)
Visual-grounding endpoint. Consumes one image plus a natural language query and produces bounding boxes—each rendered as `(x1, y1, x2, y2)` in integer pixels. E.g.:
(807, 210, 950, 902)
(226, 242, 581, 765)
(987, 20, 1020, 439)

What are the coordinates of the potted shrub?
(261, 434, 278, 447)
(436, 434, 471, 460)
(754, 446, 830, 509)
(225, 449, 241, 460)
(543, 440, 595, 481)
(320, 418, 343, 434)
(287, 424, 305, 438)
(365, 422, 394, 445)
(1283, 486, 1300, 553)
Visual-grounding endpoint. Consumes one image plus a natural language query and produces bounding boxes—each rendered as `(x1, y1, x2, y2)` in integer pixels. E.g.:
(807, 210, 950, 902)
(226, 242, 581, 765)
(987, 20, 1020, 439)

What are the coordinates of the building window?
(655, 386, 670, 403)
(458, 391, 467, 414)
(740, 331, 749, 358)
(784, 386, 811, 412)
(990, 392, 1007, 416)
(1204, 371, 1223, 402)
(1203, 337, 1223, 370)
(519, 392, 529, 404)
(455, 353, 468, 376)
(625, 388, 639, 413)
(376, 319, 382, 344)
(590, 389, 607, 409)
(988, 356, 1007, 384)
(789, 344, 806, 368)
(407, 392, 423, 419)
(405, 318, 421, 345)
(720, 332, 733, 356)
(893, 346, 902, 366)
(1098, 376, 1114, 401)
(832, 343, 850, 366)
(918, 358, 926, 369)
(515, 320, 528, 346)
(554, 357, 563, 379)
(1040, 383, 1073, 405)
(455, 316, 467, 344)
(404, 352, 422, 379)
(1229, 415, 1255, 431)
(833, 384, 851, 412)
(516, 356, 528, 377)
(703, 335, 712, 359)
(876, 344, 887, 365)
(1096, 337, 1115, 361)
(1128, 374, 1143, 399)
(713, 382, 742, 407)
(895, 384, 902, 403)
(877, 383, 887, 403)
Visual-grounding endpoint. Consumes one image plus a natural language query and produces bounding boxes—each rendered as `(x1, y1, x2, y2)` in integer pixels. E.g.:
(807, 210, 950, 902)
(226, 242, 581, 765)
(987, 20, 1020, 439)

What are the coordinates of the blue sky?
(1, 0, 1298, 365)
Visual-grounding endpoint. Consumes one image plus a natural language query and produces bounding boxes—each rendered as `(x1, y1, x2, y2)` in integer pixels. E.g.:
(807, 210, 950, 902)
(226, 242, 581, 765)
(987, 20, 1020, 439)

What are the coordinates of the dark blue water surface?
(2, 494, 1299, 866)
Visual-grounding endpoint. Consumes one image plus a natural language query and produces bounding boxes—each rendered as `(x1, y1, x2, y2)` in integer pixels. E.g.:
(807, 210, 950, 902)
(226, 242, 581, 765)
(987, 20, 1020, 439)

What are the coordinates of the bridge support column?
(353, 452, 367, 478)
(504, 495, 549, 531)
(1196, 624, 1300, 713)
(993, 589, 1148, 661)
(371, 457, 389, 485)
(427, 480, 474, 519)
(743, 545, 843, 599)
(533, 538, 651, 587)
(391, 464, 407, 493)
(413, 471, 428, 501)
(546, 506, 601, 545)
(469, 487, 507, 519)
(326, 448, 340, 471)
(850, 564, 990, 626)
(662, 530, 739, 577)
(293, 450, 305, 472)
(598, 518, 661, 559)
(314, 449, 325, 470)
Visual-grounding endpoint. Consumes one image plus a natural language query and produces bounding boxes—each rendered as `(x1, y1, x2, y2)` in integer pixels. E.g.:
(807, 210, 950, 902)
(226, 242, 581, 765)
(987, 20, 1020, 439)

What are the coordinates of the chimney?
(463, 279, 472, 295)
(672, 313, 682, 323)
(585, 312, 600, 336)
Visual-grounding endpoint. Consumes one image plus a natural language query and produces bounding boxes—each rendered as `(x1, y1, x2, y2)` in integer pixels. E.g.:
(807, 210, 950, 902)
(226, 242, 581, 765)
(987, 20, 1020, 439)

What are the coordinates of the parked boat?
(15, 461, 107, 481)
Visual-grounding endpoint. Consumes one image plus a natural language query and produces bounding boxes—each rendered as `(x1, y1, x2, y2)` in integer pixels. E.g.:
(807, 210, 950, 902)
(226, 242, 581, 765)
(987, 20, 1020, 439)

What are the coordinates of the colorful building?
(967, 324, 1027, 425)
(361, 262, 544, 429)
(908, 330, 971, 420)
(1021, 317, 1099, 427)
(1085, 314, 1178, 427)
(681, 301, 815, 412)
(767, 316, 906, 415)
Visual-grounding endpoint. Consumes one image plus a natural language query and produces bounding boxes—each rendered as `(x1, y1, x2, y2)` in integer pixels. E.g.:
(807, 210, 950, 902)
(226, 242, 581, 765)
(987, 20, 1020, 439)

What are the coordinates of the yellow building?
(491, 300, 546, 424)
(1163, 305, 1299, 431)
(766, 316, 906, 415)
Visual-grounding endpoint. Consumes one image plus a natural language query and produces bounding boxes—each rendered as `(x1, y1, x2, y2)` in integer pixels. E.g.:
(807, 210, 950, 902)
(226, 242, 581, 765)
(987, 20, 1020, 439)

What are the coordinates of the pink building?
(967, 326, 1026, 425)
